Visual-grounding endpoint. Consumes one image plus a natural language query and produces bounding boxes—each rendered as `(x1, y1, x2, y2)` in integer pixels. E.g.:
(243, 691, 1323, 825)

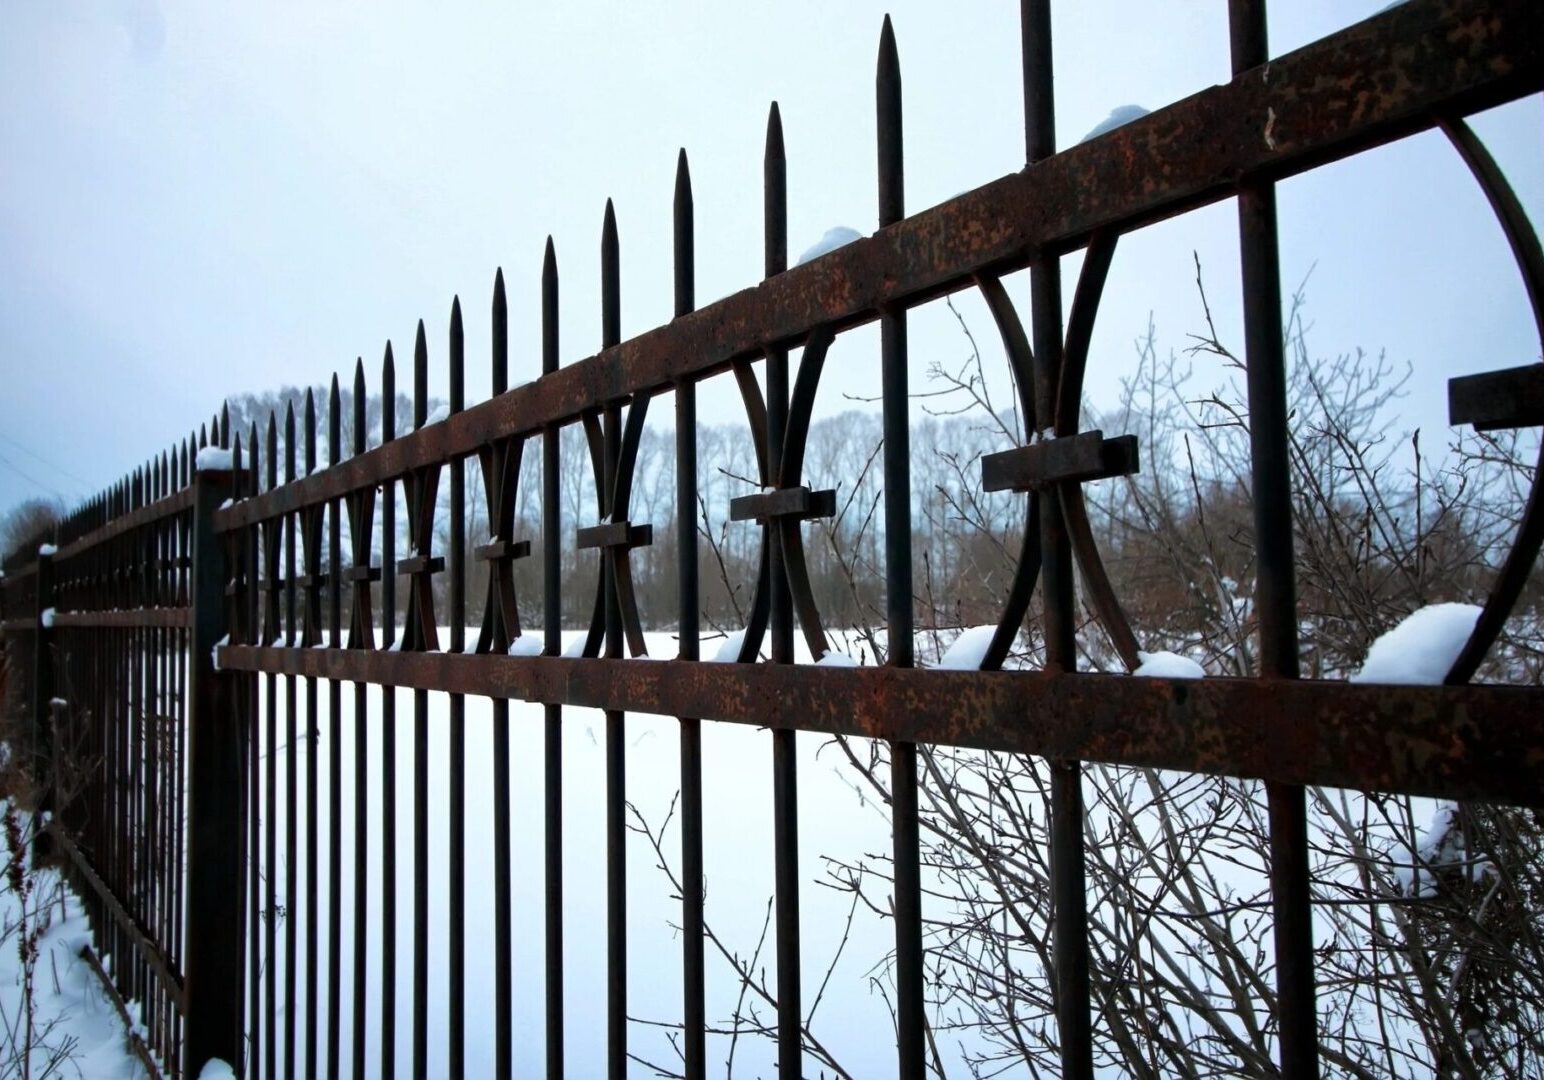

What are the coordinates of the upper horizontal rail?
(214, 0, 1543, 533)
(53, 487, 194, 564)
(217, 645, 1543, 806)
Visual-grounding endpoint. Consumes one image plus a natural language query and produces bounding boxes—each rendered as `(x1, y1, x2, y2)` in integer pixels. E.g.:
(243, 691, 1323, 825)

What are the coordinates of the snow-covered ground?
(0, 804, 148, 1078)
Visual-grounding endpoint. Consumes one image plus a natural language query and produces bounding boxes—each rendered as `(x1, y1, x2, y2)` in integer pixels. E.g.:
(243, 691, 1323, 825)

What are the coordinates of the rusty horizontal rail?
(54, 487, 193, 564)
(50, 821, 186, 1010)
(214, 0, 1543, 533)
(216, 646, 1542, 806)
(49, 607, 192, 630)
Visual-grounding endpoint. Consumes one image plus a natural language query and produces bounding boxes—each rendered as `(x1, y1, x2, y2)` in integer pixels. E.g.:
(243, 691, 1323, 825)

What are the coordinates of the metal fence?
(3, 0, 1542, 1077)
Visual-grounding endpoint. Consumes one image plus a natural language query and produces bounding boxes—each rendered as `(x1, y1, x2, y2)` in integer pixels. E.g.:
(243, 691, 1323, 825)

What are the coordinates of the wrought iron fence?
(3, 0, 1542, 1077)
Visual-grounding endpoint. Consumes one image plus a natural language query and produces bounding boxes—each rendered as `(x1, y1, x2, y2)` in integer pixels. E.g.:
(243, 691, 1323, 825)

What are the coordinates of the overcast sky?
(1, 1, 1540, 517)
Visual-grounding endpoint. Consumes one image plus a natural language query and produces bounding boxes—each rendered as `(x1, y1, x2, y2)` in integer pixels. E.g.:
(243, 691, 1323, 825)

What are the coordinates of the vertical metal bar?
(1020, 3, 1094, 1076)
(381, 346, 399, 1080)
(283, 402, 298, 1080)
(247, 424, 261, 1080)
(411, 321, 430, 1080)
(489, 267, 515, 1080)
(1228, 4, 1315, 1075)
(304, 390, 319, 1079)
(264, 414, 278, 1080)
(765, 95, 804, 1080)
(878, 18, 925, 1080)
(764, 104, 792, 668)
(540, 240, 565, 1080)
(448, 296, 467, 1080)
(673, 148, 706, 1080)
(600, 199, 627, 1080)
(327, 376, 343, 1080)
(350, 361, 370, 1080)
(182, 455, 240, 1077)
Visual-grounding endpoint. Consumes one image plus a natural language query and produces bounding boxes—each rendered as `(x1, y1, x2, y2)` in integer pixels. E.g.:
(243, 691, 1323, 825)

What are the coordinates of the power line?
(0, 448, 62, 497)
(0, 432, 91, 488)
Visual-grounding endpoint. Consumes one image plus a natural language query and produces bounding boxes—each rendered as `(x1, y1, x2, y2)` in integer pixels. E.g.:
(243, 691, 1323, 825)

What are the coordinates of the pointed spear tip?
(879, 13, 899, 68)
(494, 265, 505, 289)
(603, 198, 617, 234)
(544, 235, 556, 263)
(765, 101, 785, 159)
(383, 340, 395, 366)
(305, 385, 315, 408)
(331, 371, 340, 393)
(451, 293, 463, 323)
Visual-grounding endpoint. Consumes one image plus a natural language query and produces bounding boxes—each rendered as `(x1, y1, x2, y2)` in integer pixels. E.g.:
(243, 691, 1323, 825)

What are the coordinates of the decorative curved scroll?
(1057, 233, 1143, 671)
(1058, 233, 1119, 433)
(975, 274, 1038, 440)
(577, 398, 654, 659)
(1440, 117, 1544, 685)
(731, 360, 775, 663)
(612, 394, 652, 523)
(779, 326, 836, 489)
(974, 273, 1042, 671)
(474, 435, 529, 653)
(976, 242, 1143, 673)
(731, 326, 838, 663)
(733, 360, 772, 487)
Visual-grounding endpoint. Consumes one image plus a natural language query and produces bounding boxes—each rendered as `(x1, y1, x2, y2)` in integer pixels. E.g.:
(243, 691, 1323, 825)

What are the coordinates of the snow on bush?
(1133, 650, 1205, 678)
(1350, 603, 1482, 684)
(934, 625, 998, 671)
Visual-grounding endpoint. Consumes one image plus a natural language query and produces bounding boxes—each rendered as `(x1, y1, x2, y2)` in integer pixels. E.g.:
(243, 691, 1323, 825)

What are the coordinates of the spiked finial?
(221, 401, 231, 447)
(674, 149, 694, 318)
(602, 200, 619, 349)
(353, 358, 367, 455)
(492, 270, 509, 394)
(449, 296, 464, 414)
(765, 102, 787, 278)
(247, 423, 259, 490)
(382, 342, 396, 443)
(413, 319, 428, 429)
(329, 373, 341, 467)
(266, 412, 278, 491)
(304, 388, 317, 474)
(542, 238, 559, 377)
(877, 14, 904, 228)
(284, 400, 296, 483)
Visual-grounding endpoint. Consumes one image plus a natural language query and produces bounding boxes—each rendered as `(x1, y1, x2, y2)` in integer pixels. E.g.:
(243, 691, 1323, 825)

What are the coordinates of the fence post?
(183, 461, 242, 1077)
(30, 546, 55, 863)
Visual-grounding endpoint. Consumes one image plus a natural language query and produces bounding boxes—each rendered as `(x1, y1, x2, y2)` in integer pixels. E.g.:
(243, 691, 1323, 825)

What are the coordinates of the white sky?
(1, 1, 1540, 514)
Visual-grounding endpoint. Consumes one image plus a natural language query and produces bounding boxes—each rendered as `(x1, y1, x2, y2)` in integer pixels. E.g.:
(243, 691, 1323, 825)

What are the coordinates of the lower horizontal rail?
(50, 821, 186, 1011)
(51, 608, 192, 629)
(78, 942, 166, 1080)
(217, 646, 1541, 806)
